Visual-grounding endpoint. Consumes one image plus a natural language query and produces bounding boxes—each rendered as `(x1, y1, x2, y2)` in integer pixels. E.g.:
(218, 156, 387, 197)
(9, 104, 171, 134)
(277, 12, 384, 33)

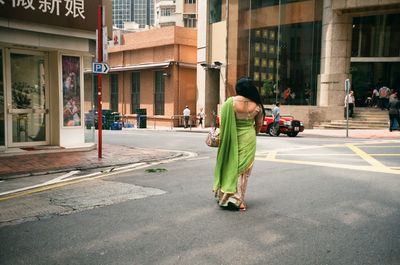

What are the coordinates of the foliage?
(261, 79, 274, 97)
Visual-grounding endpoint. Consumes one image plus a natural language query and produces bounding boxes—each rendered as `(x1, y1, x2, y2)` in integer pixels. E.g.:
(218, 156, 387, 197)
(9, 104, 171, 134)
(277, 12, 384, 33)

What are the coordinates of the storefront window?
(0, 49, 4, 146)
(227, 0, 322, 105)
(352, 14, 400, 57)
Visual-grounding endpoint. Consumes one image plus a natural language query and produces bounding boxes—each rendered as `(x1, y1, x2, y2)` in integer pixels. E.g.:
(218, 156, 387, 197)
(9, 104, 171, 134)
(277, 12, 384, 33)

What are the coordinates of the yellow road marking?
(346, 144, 387, 168)
(256, 156, 400, 175)
(256, 140, 400, 175)
(0, 162, 161, 201)
(266, 151, 277, 160)
(0, 177, 92, 201)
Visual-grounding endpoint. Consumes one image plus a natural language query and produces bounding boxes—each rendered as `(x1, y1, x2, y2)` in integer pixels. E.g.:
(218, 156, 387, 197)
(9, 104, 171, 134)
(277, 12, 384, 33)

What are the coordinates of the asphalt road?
(0, 130, 399, 265)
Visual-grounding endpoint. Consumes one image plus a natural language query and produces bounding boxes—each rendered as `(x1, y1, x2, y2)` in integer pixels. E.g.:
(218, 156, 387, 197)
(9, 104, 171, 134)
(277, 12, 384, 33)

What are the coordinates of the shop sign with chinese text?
(0, 0, 102, 31)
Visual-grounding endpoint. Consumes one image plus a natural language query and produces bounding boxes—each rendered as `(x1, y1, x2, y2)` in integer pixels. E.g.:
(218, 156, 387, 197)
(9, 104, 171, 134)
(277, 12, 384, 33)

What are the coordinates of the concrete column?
(318, 0, 352, 107)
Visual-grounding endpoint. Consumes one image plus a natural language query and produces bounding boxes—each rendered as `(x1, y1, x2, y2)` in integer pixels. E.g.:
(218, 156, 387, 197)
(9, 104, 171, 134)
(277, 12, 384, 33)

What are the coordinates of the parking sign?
(92, 62, 109, 74)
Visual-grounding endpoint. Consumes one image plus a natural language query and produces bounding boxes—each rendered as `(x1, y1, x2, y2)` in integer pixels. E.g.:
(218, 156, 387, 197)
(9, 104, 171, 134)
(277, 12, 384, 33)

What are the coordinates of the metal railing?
(170, 115, 198, 130)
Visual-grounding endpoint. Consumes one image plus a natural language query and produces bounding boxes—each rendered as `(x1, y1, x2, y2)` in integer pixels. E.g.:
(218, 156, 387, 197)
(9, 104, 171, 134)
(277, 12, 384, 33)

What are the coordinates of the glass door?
(6, 49, 49, 147)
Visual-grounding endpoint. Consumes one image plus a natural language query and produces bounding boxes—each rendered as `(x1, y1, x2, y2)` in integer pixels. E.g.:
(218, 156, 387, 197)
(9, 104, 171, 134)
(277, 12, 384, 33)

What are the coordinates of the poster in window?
(62, 55, 81, 127)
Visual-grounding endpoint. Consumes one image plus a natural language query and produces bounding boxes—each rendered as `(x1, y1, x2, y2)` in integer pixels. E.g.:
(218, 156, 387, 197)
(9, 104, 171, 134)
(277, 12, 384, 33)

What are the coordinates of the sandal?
(227, 197, 241, 211)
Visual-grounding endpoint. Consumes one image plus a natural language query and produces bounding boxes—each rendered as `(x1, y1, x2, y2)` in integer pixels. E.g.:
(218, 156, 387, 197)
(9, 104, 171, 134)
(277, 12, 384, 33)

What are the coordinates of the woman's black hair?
(235, 76, 265, 117)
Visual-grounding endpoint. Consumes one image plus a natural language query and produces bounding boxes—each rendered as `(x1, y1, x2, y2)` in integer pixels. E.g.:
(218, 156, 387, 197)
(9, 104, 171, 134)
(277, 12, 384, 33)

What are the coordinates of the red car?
(215, 107, 304, 137)
(260, 108, 304, 137)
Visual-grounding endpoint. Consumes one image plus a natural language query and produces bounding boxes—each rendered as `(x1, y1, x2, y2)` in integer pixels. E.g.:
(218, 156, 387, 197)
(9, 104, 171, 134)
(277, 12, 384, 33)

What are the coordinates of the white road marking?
(44, 171, 80, 185)
(0, 150, 197, 199)
(187, 156, 210, 161)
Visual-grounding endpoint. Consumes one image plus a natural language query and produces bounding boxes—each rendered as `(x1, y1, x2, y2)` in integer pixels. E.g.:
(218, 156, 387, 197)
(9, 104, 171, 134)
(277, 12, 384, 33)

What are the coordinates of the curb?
(0, 152, 184, 180)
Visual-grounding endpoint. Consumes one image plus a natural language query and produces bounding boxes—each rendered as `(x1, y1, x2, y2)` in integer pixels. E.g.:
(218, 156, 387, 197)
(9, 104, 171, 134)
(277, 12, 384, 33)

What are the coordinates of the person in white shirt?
(344, 90, 355, 118)
(197, 107, 205, 128)
(183, 106, 191, 128)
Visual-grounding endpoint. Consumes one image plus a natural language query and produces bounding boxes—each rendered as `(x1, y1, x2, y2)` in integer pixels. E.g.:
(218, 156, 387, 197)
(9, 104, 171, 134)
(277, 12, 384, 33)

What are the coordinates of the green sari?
(213, 97, 257, 195)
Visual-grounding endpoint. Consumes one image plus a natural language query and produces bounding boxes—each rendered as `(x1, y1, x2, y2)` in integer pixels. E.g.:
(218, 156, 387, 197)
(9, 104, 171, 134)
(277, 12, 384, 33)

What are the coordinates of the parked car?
(215, 107, 304, 137)
(260, 108, 304, 137)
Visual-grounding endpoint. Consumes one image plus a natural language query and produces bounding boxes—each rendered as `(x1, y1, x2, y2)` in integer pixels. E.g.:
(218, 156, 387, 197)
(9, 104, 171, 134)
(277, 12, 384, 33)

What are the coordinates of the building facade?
(197, 0, 400, 127)
(91, 26, 197, 127)
(113, 0, 155, 29)
(155, 0, 198, 28)
(0, 0, 111, 152)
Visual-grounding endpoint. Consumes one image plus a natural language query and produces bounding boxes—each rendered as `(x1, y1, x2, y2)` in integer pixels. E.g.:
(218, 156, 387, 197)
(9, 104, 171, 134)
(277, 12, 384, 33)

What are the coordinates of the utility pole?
(97, 5, 103, 158)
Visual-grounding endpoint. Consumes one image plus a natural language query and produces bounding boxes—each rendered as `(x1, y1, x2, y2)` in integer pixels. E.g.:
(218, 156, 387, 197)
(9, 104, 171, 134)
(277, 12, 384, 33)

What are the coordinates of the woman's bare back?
(233, 96, 261, 120)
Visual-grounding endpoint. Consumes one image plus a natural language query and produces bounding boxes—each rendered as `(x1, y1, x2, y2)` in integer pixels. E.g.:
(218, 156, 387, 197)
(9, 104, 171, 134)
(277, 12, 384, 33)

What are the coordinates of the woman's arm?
(255, 106, 263, 134)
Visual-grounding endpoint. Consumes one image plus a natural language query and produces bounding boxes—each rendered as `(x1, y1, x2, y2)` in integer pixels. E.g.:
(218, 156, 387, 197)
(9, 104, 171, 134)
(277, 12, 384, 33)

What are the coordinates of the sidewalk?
(0, 144, 180, 180)
(0, 128, 398, 179)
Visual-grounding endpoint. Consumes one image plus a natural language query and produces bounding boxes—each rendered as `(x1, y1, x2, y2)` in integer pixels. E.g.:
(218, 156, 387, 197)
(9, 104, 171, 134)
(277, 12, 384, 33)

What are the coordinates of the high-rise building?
(155, 0, 197, 28)
(112, 0, 154, 29)
(197, 0, 400, 128)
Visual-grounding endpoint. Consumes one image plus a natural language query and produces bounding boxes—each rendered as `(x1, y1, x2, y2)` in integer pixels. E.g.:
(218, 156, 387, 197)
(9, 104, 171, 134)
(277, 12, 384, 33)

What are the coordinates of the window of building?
(250, 22, 321, 105)
(185, 0, 196, 3)
(154, 71, 165, 115)
(251, 0, 307, 9)
(233, 0, 323, 106)
(352, 14, 400, 57)
(0, 49, 3, 146)
(110, 74, 119, 112)
(161, 7, 174, 16)
(184, 14, 197, 28)
(131, 72, 140, 113)
(209, 0, 221, 23)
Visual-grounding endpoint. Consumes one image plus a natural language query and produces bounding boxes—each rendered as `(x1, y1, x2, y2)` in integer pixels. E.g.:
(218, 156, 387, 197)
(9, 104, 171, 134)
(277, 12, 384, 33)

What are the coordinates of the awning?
(110, 62, 171, 72)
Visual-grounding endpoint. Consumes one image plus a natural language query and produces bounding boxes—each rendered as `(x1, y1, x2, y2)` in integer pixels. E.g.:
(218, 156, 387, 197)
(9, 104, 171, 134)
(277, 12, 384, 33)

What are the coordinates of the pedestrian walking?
(213, 77, 264, 211)
(272, 102, 281, 136)
(198, 107, 205, 128)
(372, 87, 379, 107)
(183, 106, 190, 128)
(344, 90, 355, 118)
(379, 85, 390, 110)
(388, 91, 400, 132)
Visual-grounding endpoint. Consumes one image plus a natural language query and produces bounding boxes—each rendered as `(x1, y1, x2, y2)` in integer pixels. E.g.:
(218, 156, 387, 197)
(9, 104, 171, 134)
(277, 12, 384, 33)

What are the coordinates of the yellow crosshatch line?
(256, 141, 400, 175)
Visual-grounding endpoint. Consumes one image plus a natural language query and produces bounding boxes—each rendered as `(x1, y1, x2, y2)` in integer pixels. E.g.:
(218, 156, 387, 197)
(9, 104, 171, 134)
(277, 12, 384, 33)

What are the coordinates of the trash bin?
(110, 112, 122, 130)
(101, 109, 113, 129)
(136, 108, 147, 128)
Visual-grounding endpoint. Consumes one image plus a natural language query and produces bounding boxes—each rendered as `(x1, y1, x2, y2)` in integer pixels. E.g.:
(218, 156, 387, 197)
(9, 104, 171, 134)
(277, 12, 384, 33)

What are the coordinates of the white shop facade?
(0, 0, 104, 152)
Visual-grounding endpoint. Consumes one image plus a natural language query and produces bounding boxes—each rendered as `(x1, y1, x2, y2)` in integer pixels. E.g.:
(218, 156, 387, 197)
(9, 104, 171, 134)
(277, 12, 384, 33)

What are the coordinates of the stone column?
(318, 0, 352, 107)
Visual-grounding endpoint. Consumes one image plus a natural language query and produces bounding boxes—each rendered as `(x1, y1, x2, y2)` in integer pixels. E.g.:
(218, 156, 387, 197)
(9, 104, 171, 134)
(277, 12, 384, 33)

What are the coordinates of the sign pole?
(97, 5, 103, 158)
(345, 79, 350, 138)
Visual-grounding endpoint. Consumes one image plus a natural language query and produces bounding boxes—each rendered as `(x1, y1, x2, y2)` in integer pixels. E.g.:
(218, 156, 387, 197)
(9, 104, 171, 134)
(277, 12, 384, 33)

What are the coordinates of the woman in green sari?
(214, 77, 265, 211)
